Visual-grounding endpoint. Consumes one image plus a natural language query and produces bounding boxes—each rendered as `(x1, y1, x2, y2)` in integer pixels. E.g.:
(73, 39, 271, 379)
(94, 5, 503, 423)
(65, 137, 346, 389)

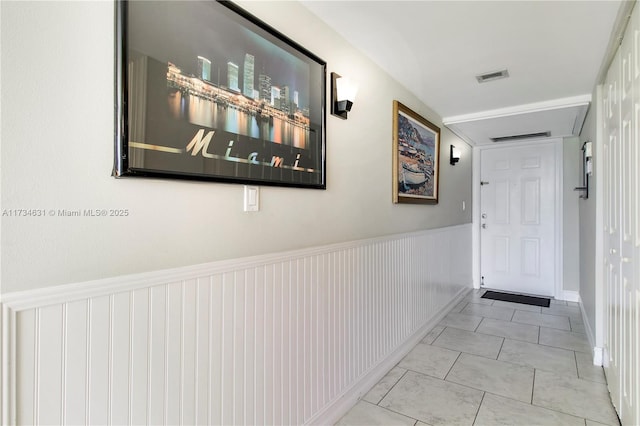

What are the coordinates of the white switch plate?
(243, 186, 259, 212)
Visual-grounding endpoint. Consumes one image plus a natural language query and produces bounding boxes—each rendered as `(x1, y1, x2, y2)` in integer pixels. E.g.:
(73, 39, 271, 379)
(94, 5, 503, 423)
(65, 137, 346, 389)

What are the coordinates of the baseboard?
(592, 347, 604, 366)
(578, 294, 602, 366)
(561, 290, 580, 303)
(307, 286, 472, 425)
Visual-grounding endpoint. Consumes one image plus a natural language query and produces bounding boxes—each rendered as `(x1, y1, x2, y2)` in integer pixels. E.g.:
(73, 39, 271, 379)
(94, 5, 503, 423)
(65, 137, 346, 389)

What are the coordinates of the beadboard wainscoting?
(1, 224, 472, 425)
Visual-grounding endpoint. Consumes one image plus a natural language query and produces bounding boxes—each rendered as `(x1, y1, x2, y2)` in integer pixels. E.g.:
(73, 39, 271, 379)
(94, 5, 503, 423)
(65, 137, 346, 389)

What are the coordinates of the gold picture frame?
(392, 101, 440, 204)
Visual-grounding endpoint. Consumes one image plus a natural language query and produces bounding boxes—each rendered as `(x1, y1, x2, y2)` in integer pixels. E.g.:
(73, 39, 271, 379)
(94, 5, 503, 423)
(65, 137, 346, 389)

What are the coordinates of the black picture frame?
(114, 1, 327, 189)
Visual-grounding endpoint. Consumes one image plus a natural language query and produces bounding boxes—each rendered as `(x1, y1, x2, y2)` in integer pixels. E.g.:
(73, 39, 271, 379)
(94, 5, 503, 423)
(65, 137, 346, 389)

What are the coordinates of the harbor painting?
(114, 1, 326, 188)
(392, 101, 440, 204)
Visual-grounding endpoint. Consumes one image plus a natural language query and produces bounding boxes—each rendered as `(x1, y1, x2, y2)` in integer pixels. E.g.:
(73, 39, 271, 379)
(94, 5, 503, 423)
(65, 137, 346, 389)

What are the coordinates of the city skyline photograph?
(128, 1, 314, 112)
(118, 0, 326, 188)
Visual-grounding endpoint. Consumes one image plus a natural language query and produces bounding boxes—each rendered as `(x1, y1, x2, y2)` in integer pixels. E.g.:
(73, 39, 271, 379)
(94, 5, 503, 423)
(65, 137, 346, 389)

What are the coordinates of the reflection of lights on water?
(168, 88, 311, 147)
(271, 119, 282, 144)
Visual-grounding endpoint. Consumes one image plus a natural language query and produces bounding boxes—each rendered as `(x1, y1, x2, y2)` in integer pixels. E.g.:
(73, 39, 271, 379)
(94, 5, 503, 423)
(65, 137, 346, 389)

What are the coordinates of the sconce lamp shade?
(450, 145, 461, 165)
(584, 141, 593, 158)
(331, 72, 358, 119)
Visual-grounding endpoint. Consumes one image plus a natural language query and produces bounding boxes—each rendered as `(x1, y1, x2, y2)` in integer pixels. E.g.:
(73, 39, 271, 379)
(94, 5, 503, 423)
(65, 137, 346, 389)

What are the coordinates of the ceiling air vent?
(476, 69, 509, 83)
(490, 131, 551, 143)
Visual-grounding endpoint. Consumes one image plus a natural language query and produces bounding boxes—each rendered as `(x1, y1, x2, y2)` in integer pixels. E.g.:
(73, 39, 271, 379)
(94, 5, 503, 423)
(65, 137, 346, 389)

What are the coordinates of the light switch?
(243, 185, 259, 212)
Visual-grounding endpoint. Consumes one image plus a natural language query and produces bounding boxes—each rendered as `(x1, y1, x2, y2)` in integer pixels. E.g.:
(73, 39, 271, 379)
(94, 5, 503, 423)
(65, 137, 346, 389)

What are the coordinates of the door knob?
(482, 224, 487, 229)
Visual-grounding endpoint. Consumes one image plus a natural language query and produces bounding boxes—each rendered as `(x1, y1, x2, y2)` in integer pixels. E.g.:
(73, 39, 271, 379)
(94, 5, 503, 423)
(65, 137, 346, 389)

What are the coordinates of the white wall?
(0, 1, 472, 295)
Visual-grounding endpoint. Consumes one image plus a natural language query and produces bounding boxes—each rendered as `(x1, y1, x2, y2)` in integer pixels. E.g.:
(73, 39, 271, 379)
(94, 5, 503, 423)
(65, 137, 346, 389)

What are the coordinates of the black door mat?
(481, 290, 551, 307)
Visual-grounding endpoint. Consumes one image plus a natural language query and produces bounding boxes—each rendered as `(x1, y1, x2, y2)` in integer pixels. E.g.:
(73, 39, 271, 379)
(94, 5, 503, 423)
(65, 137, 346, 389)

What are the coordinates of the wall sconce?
(584, 141, 593, 176)
(331, 72, 358, 119)
(450, 145, 461, 165)
(575, 141, 592, 199)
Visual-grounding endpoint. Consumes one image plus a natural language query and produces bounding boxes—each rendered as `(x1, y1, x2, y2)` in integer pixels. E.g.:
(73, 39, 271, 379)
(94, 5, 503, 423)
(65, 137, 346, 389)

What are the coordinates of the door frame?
(471, 138, 564, 299)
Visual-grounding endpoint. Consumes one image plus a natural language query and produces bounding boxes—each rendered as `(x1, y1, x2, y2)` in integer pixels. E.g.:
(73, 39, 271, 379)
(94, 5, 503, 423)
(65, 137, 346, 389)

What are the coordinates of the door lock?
(482, 224, 487, 229)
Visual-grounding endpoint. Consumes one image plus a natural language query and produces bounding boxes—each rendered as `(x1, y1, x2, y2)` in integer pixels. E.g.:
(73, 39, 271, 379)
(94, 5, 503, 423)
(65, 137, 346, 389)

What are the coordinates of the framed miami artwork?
(114, 1, 327, 189)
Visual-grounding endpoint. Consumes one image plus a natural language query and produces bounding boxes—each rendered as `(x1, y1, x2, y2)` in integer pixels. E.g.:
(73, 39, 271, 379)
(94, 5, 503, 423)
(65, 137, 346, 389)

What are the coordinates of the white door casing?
(479, 141, 559, 297)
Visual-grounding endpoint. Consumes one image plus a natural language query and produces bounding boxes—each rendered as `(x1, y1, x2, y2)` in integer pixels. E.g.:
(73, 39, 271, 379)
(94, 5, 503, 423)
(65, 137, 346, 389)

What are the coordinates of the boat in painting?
(400, 162, 429, 186)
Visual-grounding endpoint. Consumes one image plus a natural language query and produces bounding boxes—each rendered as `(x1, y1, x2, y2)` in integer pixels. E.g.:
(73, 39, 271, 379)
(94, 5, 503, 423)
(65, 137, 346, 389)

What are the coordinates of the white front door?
(479, 141, 558, 297)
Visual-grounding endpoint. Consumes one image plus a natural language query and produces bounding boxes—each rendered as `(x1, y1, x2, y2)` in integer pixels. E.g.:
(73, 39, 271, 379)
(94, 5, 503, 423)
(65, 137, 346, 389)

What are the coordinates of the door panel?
(493, 237, 509, 273)
(494, 180, 510, 224)
(480, 142, 556, 297)
(522, 178, 540, 225)
(521, 238, 540, 276)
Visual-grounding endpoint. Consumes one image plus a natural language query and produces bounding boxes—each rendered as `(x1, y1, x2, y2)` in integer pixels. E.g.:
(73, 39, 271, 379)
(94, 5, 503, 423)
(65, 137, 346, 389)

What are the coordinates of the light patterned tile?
(422, 324, 445, 344)
(433, 327, 503, 359)
(461, 303, 515, 321)
(569, 314, 584, 325)
(541, 304, 582, 318)
(585, 420, 612, 426)
(450, 300, 469, 313)
(446, 353, 534, 402)
(498, 339, 577, 377)
(336, 400, 417, 425)
(465, 294, 495, 305)
(476, 318, 539, 343)
(491, 299, 542, 313)
(437, 312, 483, 331)
(575, 351, 606, 384)
(475, 393, 585, 426)
(569, 316, 586, 334)
(533, 370, 619, 425)
(512, 310, 571, 330)
(398, 343, 460, 379)
(539, 327, 591, 353)
(363, 367, 407, 404)
(380, 371, 483, 426)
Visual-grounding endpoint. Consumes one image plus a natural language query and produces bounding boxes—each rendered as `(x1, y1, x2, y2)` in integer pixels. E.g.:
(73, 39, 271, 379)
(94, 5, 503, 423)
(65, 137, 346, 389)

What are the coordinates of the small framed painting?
(392, 101, 440, 204)
(114, 0, 327, 189)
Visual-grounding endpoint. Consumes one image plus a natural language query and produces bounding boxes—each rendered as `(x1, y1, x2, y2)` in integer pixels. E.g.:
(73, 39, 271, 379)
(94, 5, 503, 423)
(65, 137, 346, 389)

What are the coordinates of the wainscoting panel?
(1, 224, 472, 425)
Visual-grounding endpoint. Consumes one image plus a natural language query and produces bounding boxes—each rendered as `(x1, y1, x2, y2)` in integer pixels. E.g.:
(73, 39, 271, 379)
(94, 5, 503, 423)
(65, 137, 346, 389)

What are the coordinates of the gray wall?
(1, 1, 472, 293)
(578, 87, 601, 343)
(563, 136, 581, 293)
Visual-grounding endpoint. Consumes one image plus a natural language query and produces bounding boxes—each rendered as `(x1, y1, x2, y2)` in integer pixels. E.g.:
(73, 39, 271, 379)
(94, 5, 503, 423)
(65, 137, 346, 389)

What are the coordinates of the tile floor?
(336, 290, 620, 426)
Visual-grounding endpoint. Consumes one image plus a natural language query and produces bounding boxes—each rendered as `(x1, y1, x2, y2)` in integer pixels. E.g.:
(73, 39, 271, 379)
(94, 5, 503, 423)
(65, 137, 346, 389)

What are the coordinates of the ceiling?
(301, 0, 627, 146)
